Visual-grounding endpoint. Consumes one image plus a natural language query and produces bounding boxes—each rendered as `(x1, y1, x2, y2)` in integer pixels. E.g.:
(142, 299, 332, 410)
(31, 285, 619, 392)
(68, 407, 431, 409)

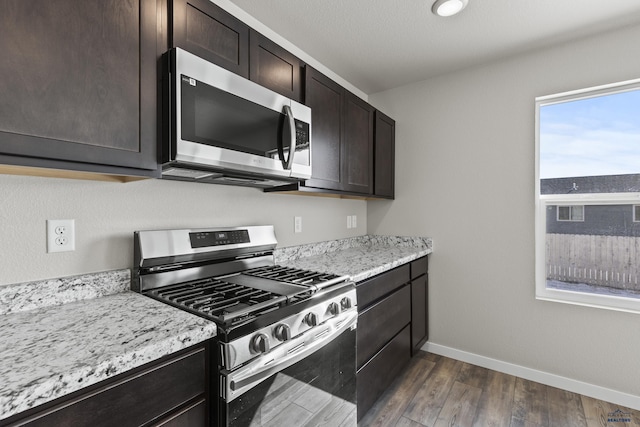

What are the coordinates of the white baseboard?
(423, 342, 640, 411)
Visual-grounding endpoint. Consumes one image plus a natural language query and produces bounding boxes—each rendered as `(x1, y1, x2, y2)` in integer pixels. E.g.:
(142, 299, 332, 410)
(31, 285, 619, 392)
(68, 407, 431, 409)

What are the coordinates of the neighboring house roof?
(540, 174, 640, 194)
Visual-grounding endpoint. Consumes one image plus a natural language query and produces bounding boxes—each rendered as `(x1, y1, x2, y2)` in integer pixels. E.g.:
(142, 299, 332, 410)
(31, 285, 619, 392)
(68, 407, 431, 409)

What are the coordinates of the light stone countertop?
(0, 271, 216, 421)
(275, 235, 433, 282)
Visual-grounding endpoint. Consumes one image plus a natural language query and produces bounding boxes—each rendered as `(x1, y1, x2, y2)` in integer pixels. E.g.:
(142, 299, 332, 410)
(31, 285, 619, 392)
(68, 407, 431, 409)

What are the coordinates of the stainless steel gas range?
(133, 225, 357, 427)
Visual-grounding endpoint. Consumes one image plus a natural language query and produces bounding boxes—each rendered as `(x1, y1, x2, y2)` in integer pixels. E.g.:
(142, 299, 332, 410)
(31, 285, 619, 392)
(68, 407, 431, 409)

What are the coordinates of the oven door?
(218, 311, 357, 427)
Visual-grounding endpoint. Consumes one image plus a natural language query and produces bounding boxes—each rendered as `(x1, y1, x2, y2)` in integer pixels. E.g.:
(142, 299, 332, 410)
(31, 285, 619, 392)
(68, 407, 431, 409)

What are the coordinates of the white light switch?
(347, 215, 352, 229)
(352, 215, 357, 228)
(294, 216, 302, 233)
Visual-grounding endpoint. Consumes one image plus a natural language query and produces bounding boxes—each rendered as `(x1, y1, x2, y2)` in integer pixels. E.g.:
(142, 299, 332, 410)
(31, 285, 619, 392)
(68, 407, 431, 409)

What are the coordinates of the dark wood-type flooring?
(359, 352, 639, 427)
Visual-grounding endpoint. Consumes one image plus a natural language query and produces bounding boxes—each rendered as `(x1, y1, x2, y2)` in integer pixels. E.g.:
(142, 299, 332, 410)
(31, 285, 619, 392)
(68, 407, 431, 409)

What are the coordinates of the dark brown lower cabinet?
(356, 325, 411, 418)
(356, 256, 429, 420)
(411, 256, 429, 354)
(356, 266, 411, 420)
(3, 343, 209, 427)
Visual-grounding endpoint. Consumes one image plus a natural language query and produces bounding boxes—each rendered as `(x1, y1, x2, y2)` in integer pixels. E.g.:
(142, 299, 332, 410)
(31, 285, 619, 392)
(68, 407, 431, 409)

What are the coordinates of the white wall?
(368, 24, 640, 400)
(0, 174, 366, 285)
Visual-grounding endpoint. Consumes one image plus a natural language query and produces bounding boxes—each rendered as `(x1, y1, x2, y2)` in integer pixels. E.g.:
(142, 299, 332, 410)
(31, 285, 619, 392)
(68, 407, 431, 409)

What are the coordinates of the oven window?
(224, 328, 356, 427)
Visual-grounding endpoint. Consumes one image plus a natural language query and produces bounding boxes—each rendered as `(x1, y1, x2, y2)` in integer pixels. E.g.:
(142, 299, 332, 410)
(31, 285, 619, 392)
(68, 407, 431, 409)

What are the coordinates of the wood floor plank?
(581, 395, 640, 427)
(511, 377, 550, 426)
(361, 354, 639, 427)
(456, 362, 490, 389)
(424, 352, 442, 363)
(509, 417, 547, 427)
(358, 352, 436, 427)
(547, 386, 587, 427)
(395, 416, 427, 427)
(471, 370, 516, 427)
(403, 356, 463, 426)
(434, 380, 482, 427)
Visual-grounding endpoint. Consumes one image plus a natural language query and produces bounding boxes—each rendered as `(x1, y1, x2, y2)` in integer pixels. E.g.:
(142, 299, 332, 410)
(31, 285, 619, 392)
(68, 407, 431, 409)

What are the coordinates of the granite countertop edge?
(275, 234, 433, 282)
(0, 272, 217, 421)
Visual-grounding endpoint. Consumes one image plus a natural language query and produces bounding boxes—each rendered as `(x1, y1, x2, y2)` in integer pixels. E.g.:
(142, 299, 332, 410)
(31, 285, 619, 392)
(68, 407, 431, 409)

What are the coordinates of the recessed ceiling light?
(432, 0, 469, 17)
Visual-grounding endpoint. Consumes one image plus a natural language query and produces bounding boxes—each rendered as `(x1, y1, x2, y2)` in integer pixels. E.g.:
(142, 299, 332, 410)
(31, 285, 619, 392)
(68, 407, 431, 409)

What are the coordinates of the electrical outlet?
(294, 216, 302, 233)
(352, 215, 357, 228)
(347, 215, 352, 229)
(47, 219, 75, 253)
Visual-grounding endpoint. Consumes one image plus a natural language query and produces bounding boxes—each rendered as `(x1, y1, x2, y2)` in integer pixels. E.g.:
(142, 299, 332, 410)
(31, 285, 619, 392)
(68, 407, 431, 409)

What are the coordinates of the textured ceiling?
(228, 0, 640, 94)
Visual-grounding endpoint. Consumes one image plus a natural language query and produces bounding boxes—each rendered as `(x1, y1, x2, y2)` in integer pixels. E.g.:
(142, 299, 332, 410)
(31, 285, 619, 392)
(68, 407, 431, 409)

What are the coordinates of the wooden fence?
(546, 233, 640, 291)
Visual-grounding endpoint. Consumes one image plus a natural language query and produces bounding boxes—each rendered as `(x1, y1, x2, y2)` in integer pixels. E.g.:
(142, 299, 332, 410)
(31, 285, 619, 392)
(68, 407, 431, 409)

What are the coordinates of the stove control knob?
(340, 297, 352, 311)
(250, 333, 270, 354)
(304, 312, 319, 327)
(274, 324, 291, 342)
(328, 302, 341, 316)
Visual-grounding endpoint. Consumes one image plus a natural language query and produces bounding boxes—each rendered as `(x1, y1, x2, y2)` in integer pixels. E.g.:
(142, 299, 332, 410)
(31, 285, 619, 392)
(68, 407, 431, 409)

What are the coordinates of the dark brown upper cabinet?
(374, 110, 395, 199)
(303, 67, 344, 191)
(170, 1, 303, 101)
(299, 67, 374, 196)
(0, 0, 160, 179)
(249, 30, 303, 103)
(342, 91, 374, 195)
(170, 0, 249, 78)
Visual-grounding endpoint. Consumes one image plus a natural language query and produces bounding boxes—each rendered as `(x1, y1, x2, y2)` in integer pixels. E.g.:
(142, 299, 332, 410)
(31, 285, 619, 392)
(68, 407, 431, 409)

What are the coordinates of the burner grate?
(151, 277, 285, 322)
(243, 265, 339, 287)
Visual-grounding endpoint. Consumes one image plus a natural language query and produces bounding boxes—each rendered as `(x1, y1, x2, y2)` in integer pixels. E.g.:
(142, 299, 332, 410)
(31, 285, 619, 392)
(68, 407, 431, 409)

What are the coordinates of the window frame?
(556, 205, 584, 222)
(634, 205, 640, 223)
(535, 78, 640, 314)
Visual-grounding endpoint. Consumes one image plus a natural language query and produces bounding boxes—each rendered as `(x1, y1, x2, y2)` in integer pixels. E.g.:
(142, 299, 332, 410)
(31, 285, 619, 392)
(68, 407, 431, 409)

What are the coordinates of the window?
(535, 78, 640, 313)
(557, 205, 584, 221)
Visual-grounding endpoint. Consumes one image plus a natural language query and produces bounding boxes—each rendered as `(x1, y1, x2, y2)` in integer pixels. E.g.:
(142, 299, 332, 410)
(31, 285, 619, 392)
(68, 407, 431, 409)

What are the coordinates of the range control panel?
(190, 229, 250, 248)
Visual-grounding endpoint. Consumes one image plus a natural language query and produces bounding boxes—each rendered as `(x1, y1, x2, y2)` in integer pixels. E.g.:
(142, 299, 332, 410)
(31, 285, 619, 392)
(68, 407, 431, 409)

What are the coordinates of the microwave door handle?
(282, 105, 297, 170)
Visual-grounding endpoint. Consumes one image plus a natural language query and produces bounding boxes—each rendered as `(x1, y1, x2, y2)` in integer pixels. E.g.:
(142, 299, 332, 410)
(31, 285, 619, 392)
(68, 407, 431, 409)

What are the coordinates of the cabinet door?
(374, 110, 395, 198)
(171, 0, 249, 78)
(411, 275, 428, 354)
(0, 0, 158, 176)
(410, 257, 429, 354)
(249, 30, 303, 102)
(303, 67, 343, 191)
(341, 91, 374, 194)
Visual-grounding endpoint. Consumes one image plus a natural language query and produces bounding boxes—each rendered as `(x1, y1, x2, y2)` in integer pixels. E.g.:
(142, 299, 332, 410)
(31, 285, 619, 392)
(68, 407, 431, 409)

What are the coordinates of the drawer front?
(357, 284, 411, 368)
(152, 398, 207, 427)
(357, 264, 410, 309)
(410, 256, 428, 280)
(356, 325, 411, 420)
(11, 345, 207, 427)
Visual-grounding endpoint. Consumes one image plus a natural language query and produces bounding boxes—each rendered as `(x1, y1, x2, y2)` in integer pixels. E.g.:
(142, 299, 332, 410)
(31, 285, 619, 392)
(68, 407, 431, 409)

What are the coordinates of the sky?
(539, 88, 640, 179)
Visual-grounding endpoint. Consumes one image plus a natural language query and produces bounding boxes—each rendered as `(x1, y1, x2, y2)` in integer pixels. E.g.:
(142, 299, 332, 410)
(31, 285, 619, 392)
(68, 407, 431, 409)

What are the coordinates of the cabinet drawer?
(10, 345, 207, 427)
(153, 398, 207, 427)
(357, 284, 410, 368)
(410, 256, 428, 280)
(356, 325, 411, 420)
(356, 264, 410, 309)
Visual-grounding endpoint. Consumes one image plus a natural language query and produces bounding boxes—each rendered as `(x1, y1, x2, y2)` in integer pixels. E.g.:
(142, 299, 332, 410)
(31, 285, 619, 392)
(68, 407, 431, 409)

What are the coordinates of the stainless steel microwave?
(161, 48, 312, 188)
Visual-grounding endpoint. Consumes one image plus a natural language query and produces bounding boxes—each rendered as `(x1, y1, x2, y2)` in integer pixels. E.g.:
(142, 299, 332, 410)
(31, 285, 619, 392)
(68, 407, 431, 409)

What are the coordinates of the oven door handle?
(222, 310, 357, 402)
